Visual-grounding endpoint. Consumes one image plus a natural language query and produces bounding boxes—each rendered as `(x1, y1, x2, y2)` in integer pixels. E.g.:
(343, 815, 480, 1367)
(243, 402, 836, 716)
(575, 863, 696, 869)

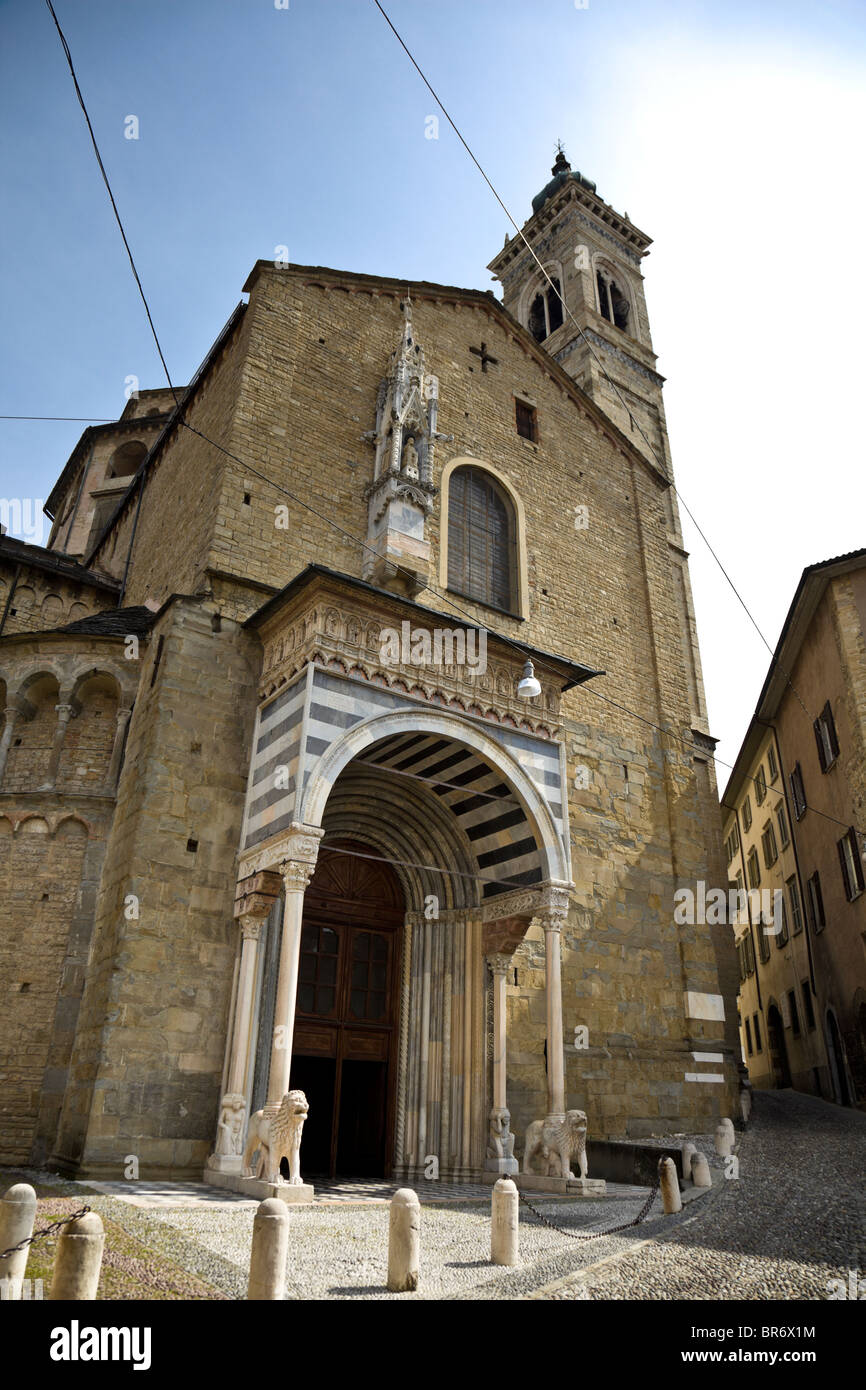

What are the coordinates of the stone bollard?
(681, 1142, 697, 1181)
(0, 1183, 37, 1300)
(49, 1211, 105, 1301)
(247, 1197, 290, 1300)
(658, 1156, 682, 1214)
(721, 1116, 736, 1143)
(691, 1152, 712, 1188)
(714, 1123, 733, 1157)
(491, 1178, 519, 1267)
(387, 1188, 420, 1292)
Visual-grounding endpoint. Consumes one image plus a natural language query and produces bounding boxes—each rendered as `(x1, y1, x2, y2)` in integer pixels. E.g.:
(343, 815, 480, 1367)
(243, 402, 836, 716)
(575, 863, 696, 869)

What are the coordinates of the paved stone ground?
(533, 1090, 866, 1300)
(6, 1090, 861, 1298)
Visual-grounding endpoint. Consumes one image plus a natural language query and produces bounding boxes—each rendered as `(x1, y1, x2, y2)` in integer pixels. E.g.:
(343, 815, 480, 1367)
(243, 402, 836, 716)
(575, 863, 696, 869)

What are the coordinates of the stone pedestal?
(516, 1173, 606, 1196)
(204, 1154, 243, 1176)
(206, 1171, 314, 1204)
(483, 1155, 519, 1179)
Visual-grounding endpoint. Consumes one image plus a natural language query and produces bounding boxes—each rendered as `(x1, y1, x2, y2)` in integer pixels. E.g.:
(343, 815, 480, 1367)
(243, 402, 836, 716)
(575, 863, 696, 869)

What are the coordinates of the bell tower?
(488, 146, 670, 476)
(489, 147, 712, 739)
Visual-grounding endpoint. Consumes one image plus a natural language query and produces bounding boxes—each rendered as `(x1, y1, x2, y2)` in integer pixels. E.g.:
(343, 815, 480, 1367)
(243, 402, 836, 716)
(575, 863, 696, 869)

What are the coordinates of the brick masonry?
(1, 187, 742, 1174)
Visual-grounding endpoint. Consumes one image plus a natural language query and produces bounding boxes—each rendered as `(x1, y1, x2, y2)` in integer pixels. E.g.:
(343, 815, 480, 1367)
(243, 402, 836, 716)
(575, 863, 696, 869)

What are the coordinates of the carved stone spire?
(361, 298, 451, 596)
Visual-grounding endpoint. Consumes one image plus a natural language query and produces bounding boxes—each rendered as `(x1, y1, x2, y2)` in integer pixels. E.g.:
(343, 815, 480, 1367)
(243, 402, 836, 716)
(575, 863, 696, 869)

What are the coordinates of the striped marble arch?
(240, 666, 570, 898)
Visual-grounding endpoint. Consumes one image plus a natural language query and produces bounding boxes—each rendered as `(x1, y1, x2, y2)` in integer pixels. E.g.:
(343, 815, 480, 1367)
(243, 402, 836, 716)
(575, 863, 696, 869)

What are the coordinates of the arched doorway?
(825, 1009, 852, 1106)
(766, 1004, 791, 1088)
(288, 839, 404, 1178)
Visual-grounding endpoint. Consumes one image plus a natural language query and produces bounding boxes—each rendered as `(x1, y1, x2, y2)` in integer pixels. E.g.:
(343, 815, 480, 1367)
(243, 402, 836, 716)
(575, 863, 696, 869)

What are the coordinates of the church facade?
(0, 154, 739, 1182)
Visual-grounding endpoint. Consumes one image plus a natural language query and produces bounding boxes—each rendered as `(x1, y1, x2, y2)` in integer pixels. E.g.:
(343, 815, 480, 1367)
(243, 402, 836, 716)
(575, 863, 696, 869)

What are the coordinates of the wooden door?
(290, 840, 404, 1178)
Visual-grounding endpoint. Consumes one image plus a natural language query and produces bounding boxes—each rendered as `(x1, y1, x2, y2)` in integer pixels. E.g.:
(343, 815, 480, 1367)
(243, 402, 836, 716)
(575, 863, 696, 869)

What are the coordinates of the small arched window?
(447, 466, 517, 613)
(107, 440, 148, 479)
(527, 278, 564, 342)
(596, 271, 630, 332)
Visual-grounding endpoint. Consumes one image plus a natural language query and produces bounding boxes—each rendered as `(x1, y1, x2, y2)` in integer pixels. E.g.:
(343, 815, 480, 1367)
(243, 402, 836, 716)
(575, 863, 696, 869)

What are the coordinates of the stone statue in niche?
(401, 434, 419, 480)
(214, 1093, 246, 1156)
(486, 1107, 516, 1162)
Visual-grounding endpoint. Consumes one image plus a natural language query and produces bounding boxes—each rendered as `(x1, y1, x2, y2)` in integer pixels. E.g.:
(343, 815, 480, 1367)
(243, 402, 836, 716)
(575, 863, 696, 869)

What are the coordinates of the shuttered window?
(814, 700, 840, 772)
(447, 466, 517, 613)
(838, 827, 865, 901)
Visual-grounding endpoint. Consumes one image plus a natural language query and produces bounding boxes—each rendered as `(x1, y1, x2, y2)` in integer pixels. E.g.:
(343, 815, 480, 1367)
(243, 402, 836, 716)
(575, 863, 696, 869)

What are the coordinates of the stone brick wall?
(54, 598, 260, 1178)
(0, 564, 114, 636)
(99, 310, 252, 605)
(5, 258, 741, 1174)
(774, 575, 866, 1102)
(0, 811, 104, 1164)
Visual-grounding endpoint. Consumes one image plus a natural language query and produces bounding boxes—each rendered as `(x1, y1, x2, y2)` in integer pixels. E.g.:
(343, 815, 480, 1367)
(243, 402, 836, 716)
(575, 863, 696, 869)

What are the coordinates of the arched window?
(527, 277, 564, 342)
(447, 465, 517, 613)
(596, 271, 630, 332)
(107, 440, 148, 479)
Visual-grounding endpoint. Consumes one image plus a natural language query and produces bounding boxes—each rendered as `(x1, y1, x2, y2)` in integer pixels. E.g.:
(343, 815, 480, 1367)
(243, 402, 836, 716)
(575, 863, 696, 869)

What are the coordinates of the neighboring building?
(722, 549, 866, 1106)
(1, 151, 740, 1183)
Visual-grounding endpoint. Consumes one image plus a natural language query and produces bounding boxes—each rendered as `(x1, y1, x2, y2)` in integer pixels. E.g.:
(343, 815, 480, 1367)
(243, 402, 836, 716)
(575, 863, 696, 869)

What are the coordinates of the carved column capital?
(54, 702, 75, 722)
(487, 953, 512, 978)
(238, 915, 264, 942)
(531, 883, 572, 935)
(237, 821, 324, 880)
(115, 707, 133, 729)
(279, 858, 316, 893)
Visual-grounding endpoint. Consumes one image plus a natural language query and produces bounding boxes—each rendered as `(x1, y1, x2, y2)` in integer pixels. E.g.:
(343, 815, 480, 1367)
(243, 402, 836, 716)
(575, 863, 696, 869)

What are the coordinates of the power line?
(369, 0, 814, 729)
(42, 0, 180, 411)
(0, 415, 115, 423)
(319, 841, 546, 900)
(42, 0, 863, 851)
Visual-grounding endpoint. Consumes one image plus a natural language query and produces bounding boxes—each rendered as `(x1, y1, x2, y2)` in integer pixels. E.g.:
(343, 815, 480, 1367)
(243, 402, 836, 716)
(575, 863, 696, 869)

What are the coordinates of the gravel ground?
(9, 1090, 860, 1299)
(534, 1089, 866, 1300)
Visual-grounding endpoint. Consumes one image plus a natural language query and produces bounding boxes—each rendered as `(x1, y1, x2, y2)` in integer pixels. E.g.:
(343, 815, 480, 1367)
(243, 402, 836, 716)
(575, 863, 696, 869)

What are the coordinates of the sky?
(1, 0, 865, 775)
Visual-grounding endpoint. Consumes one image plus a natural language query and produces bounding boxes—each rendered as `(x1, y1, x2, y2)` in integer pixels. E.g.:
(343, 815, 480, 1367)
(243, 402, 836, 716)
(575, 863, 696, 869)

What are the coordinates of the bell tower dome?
(488, 146, 670, 475)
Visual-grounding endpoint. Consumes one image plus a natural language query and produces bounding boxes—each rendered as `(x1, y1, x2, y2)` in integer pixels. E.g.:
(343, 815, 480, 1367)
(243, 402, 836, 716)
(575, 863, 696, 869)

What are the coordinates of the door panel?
(293, 839, 404, 1178)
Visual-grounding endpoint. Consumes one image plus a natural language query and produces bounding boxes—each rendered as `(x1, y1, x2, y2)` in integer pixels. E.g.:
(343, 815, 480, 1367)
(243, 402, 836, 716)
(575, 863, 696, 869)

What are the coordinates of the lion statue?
(243, 1089, 309, 1185)
(523, 1110, 588, 1180)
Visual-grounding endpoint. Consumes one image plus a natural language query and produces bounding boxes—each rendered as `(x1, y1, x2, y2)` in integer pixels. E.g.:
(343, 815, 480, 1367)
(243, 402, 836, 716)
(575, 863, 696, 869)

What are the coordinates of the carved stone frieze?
(258, 592, 562, 738)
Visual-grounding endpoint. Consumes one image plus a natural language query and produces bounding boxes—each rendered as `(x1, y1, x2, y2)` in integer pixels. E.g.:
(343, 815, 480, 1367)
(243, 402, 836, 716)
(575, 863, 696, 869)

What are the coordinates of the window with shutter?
(838, 827, 865, 901)
(790, 762, 807, 819)
(814, 701, 840, 772)
(753, 1013, 763, 1051)
(807, 871, 825, 931)
(447, 466, 517, 614)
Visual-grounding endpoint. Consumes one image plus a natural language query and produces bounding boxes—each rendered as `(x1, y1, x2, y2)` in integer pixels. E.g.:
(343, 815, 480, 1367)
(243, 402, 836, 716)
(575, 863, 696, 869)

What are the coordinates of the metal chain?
(517, 1184, 659, 1240)
(0, 1205, 91, 1262)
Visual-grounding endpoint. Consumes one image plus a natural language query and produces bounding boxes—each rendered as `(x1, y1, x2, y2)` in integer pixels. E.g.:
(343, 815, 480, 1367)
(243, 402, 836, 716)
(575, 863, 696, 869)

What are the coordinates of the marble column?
(267, 857, 317, 1106)
(39, 702, 74, 791)
(485, 953, 518, 1175)
(0, 704, 23, 784)
(539, 908, 568, 1118)
(489, 954, 510, 1112)
(208, 914, 263, 1173)
(105, 707, 132, 792)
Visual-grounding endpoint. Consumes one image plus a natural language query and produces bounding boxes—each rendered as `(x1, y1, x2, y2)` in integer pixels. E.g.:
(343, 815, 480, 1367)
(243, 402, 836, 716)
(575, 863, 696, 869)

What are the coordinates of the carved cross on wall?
(469, 342, 499, 373)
